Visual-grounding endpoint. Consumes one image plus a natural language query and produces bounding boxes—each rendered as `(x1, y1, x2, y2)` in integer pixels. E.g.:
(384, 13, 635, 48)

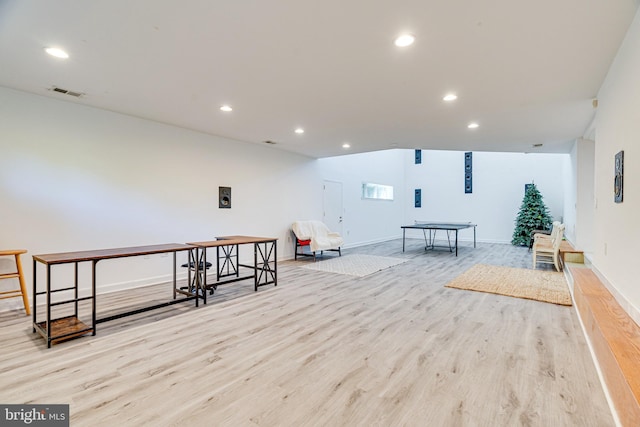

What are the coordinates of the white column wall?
(575, 139, 596, 255)
(563, 141, 578, 245)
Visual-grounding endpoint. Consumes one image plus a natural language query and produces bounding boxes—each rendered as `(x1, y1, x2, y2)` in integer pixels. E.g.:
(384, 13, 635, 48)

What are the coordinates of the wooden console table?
(32, 243, 196, 347)
(186, 236, 277, 304)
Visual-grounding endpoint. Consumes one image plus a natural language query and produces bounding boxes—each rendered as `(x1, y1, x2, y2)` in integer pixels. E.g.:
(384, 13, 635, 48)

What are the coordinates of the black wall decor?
(614, 150, 624, 203)
(415, 149, 422, 164)
(464, 152, 472, 194)
(525, 183, 534, 194)
(414, 189, 421, 208)
(219, 186, 231, 208)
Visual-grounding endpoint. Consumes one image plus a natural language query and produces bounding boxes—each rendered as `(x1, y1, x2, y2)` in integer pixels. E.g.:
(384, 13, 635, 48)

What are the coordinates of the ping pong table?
(401, 222, 477, 256)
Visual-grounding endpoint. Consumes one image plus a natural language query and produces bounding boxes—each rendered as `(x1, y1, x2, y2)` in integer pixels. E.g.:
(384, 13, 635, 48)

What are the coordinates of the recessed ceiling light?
(443, 94, 458, 101)
(294, 128, 304, 134)
(342, 143, 351, 149)
(44, 47, 69, 59)
(467, 122, 479, 129)
(220, 105, 233, 112)
(394, 34, 415, 47)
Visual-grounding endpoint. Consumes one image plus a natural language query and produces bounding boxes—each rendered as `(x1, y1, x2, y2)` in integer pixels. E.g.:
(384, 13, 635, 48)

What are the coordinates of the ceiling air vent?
(49, 86, 84, 98)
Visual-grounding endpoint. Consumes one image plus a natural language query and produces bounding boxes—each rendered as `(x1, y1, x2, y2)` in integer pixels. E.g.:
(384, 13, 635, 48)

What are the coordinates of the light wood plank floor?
(0, 240, 613, 426)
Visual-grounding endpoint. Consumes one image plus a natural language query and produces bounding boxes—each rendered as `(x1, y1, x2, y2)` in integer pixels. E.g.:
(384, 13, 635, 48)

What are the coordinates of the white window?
(362, 183, 394, 201)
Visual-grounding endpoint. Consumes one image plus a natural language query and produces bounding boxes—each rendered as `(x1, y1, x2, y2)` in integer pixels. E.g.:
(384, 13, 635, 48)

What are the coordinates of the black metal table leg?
(32, 259, 36, 334)
(92, 260, 97, 336)
(402, 228, 406, 252)
(46, 264, 51, 348)
(455, 230, 458, 256)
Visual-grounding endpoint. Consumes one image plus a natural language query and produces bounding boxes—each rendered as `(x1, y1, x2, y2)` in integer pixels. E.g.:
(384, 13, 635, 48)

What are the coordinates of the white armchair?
(291, 220, 343, 261)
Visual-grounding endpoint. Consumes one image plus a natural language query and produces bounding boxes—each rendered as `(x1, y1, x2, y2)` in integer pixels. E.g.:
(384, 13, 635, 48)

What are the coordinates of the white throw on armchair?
(292, 220, 343, 261)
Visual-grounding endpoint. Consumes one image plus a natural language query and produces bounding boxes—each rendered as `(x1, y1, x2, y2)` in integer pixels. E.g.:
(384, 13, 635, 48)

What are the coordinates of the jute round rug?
(445, 263, 572, 306)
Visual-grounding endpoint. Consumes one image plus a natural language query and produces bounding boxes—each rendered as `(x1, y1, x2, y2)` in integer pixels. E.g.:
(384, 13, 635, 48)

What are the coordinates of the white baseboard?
(0, 298, 25, 313)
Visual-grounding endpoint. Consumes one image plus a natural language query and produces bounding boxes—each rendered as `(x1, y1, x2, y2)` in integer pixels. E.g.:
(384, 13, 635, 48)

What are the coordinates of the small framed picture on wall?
(614, 151, 623, 203)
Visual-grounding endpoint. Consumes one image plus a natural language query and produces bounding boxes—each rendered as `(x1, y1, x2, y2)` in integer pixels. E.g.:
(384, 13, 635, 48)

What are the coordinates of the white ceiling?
(0, 1, 637, 158)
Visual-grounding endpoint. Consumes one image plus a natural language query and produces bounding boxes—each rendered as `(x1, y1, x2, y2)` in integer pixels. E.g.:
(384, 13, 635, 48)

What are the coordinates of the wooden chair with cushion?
(0, 249, 30, 315)
(532, 224, 565, 272)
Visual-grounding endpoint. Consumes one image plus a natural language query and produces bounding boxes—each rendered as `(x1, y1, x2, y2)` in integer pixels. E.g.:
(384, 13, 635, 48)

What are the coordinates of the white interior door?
(323, 180, 343, 236)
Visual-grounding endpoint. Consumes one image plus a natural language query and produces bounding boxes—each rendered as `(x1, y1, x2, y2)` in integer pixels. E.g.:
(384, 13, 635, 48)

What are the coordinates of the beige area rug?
(300, 254, 408, 277)
(445, 264, 572, 306)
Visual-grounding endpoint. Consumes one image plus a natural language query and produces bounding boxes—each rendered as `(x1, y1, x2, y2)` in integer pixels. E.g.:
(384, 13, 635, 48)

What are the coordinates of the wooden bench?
(559, 240, 584, 264)
(569, 265, 640, 426)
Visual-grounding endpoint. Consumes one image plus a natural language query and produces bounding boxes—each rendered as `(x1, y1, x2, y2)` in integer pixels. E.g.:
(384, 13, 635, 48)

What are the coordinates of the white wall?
(317, 149, 406, 246)
(404, 150, 567, 243)
(317, 148, 568, 247)
(590, 8, 640, 324)
(0, 87, 326, 308)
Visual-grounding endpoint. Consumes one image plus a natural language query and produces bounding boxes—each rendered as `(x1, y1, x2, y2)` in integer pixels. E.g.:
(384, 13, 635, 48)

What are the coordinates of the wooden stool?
(0, 249, 30, 315)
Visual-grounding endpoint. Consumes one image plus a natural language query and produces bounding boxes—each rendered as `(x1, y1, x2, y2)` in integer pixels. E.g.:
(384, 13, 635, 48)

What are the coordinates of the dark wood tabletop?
(32, 243, 194, 265)
(186, 236, 278, 248)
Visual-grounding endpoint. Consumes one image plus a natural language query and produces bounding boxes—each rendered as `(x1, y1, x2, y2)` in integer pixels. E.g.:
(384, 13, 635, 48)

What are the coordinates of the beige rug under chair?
(445, 263, 572, 306)
(299, 254, 408, 277)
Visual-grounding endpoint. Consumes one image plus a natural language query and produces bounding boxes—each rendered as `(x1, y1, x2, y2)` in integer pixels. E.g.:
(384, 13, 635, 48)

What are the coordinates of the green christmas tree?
(511, 183, 553, 246)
